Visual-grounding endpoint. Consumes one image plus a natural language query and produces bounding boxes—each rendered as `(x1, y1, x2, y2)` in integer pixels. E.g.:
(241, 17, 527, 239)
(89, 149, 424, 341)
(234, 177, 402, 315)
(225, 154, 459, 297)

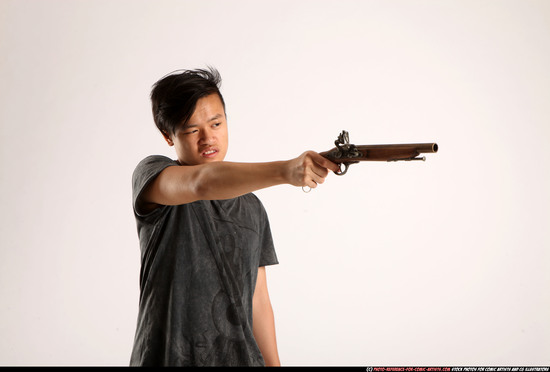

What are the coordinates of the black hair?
(150, 67, 225, 136)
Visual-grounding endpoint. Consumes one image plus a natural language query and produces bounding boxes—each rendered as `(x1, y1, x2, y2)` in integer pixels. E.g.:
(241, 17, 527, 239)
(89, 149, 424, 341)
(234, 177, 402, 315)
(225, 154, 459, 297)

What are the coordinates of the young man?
(130, 68, 337, 366)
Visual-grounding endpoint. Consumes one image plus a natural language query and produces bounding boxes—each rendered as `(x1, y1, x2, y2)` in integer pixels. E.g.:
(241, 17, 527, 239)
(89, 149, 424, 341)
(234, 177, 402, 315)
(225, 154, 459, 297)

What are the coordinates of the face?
(163, 93, 228, 165)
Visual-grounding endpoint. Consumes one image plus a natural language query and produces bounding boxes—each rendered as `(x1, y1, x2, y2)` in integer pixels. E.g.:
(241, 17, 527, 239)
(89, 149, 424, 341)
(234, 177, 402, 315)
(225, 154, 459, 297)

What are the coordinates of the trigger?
(335, 163, 349, 176)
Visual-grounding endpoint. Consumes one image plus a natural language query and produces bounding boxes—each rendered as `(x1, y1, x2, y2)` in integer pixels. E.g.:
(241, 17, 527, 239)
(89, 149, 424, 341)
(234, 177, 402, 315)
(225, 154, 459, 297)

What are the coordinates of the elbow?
(192, 181, 210, 201)
(186, 166, 215, 201)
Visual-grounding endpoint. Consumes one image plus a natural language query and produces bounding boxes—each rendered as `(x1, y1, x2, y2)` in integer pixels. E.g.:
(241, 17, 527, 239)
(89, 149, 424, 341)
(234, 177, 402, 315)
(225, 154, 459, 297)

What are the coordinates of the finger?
(306, 179, 318, 189)
(309, 165, 328, 185)
(309, 151, 339, 173)
(311, 161, 329, 177)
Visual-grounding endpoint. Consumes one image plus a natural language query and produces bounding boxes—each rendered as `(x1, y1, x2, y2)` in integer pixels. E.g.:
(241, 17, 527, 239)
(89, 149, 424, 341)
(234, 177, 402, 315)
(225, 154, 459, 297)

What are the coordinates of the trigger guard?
(335, 163, 349, 176)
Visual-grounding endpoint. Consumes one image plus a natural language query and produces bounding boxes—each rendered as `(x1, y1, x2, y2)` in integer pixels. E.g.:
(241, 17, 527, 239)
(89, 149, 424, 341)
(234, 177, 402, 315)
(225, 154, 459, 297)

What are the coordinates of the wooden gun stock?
(319, 131, 438, 175)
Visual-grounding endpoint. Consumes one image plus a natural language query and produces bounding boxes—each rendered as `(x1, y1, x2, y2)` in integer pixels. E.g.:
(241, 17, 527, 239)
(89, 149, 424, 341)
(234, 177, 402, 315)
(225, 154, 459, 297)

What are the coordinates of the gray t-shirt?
(130, 155, 278, 366)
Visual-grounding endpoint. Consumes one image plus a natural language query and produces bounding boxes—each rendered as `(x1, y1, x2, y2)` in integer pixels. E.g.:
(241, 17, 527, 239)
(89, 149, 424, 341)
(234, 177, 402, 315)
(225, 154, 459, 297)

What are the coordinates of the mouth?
(201, 147, 219, 158)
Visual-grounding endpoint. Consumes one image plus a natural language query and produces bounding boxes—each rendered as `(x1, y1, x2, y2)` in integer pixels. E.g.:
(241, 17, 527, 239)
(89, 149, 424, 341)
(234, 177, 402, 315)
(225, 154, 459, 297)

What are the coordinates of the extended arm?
(137, 151, 338, 212)
(252, 266, 280, 366)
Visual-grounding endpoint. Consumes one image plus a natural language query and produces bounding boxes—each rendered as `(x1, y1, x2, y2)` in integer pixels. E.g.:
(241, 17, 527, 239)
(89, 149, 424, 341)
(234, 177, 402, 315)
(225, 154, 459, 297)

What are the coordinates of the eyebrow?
(208, 113, 223, 122)
(182, 113, 224, 129)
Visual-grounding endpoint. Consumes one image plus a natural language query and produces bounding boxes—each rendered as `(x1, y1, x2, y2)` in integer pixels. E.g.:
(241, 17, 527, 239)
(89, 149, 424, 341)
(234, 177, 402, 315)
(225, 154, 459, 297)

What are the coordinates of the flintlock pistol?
(320, 130, 438, 175)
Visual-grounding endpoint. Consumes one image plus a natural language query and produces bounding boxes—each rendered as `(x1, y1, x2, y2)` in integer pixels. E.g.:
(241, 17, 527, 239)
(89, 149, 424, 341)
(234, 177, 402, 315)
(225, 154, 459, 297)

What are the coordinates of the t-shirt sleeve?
(132, 155, 178, 219)
(256, 197, 279, 267)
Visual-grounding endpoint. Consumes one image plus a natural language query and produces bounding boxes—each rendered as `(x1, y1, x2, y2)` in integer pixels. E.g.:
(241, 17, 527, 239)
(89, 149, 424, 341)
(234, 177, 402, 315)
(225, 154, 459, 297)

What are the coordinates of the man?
(130, 68, 337, 366)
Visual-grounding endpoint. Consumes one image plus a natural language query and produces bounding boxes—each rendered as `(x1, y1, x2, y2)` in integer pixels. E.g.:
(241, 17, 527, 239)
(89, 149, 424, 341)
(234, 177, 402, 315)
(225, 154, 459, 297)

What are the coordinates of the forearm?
(191, 150, 339, 201)
(192, 161, 288, 201)
(253, 295, 280, 366)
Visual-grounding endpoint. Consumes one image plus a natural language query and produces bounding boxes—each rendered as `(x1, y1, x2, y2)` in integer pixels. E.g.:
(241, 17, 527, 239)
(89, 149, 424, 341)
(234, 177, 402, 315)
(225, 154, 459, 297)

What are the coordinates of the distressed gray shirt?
(130, 155, 278, 366)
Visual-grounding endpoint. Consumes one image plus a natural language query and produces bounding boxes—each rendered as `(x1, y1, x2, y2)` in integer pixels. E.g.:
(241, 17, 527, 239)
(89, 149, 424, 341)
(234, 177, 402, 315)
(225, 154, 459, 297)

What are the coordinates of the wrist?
(276, 160, 292, 185)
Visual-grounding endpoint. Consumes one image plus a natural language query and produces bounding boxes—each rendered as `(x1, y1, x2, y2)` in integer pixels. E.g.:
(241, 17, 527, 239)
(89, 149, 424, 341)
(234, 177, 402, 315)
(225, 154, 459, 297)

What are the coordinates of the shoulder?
(239, 193, 269, 219)
(133, 155, 177, 181)
(134, 155, 177, 172)
(132, 155, 179, 213)
(240, 192, 263, 207)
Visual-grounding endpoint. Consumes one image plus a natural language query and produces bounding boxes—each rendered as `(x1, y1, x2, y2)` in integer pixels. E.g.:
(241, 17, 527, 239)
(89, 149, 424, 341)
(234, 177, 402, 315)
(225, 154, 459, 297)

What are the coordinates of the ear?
(161, 130, 174, 146)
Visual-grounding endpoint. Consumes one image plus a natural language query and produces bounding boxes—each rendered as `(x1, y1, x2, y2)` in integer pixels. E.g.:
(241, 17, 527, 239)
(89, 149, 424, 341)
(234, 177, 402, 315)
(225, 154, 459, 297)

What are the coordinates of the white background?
(1, 0, 549, 366)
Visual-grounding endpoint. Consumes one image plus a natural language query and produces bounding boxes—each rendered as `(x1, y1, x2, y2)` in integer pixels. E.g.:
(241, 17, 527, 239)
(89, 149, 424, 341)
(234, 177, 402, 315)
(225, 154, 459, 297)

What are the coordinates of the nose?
(198, 127, 216, 145)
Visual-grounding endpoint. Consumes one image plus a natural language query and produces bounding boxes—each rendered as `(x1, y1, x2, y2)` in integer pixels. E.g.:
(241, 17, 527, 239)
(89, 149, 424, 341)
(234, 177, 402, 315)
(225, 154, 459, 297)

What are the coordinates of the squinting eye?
(213, 123, 221, 127)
